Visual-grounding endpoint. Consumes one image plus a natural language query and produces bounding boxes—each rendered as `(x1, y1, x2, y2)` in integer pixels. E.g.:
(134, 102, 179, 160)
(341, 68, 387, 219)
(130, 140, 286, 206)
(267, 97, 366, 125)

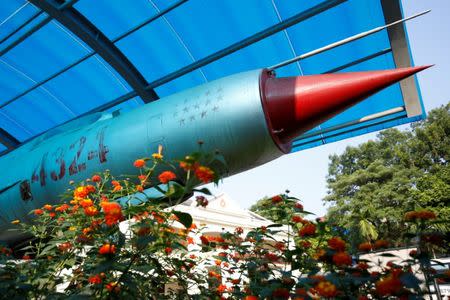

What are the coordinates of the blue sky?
(208, 0, 450, 216)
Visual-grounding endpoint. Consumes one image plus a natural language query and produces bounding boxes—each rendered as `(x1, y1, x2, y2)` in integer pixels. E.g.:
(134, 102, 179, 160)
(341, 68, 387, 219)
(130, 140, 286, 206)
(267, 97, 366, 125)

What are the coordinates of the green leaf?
(378, 253, 397, 257)
(193, 187, 212, 195)
(267, 223, 283, 228)
(172, 210, 193, 228)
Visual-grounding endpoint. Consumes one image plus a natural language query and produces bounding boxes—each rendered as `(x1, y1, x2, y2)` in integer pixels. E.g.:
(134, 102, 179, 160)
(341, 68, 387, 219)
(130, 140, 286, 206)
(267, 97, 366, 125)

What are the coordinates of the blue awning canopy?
(0, 0, 425, 155)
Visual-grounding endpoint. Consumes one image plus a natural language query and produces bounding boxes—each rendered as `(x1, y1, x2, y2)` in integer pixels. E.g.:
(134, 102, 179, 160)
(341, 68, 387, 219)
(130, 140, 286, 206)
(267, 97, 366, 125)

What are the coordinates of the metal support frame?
(0, 128, 20, 150)
(323, 48, 392, 74)
(0, 11, 44, 46)
(0, 0, 78, 58)
(82, 0, 348, 114)
(0, 0, 188, 110)
(293, 107, 406, 149)
(381, 0, 423, 117)
(29, 0, 158, 103)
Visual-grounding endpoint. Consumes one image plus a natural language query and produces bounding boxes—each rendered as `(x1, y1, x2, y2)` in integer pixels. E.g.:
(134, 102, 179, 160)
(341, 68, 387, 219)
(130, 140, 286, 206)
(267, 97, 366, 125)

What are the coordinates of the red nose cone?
(261, 65, 431, 152)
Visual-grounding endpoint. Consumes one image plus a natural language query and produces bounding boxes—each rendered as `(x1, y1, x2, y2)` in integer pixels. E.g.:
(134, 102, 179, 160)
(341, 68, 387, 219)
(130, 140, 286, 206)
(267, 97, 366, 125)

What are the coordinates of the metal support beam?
(83, 0, 348, 113)
(0, 0, 78, 58)
(1, 0, 346, 155)
(293, 108, 406, 149)
(381, 0, 424, 117)
(0, 128, 20, 150)
(0, 0, 187, 110)
(28, 0, 158, 103)
(0, 11, 44, 46)
(323, 48, 391, 74)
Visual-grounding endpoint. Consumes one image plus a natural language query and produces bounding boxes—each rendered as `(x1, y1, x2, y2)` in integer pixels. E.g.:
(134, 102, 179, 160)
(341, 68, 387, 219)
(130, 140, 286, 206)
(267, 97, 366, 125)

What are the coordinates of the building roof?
(175, 193, 277, 233)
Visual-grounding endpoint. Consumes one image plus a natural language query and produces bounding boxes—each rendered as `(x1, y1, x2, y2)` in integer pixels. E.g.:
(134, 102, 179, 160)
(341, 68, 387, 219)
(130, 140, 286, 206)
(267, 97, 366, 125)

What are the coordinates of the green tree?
(324, 103, 450, 248)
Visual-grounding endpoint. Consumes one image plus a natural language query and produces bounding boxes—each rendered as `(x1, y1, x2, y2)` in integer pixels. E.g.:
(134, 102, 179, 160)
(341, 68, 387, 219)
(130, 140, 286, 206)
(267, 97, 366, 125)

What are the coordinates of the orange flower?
(298, 223, 316, 237)
(265, 252, 279, 262)
(328, 237, 346, 251)
(79, 198, 93, 208)
(315, 281, 337, 297)
(58, 242, 72, 253)
(88, 275, 102, 284)
(358, 242, 372, 252)
(374, 239, 389, 249)
(200, 235, 209, 245)
(74, 186, 88, 198)
(179, 160, 197, 171)
(291, 215, 303, 223)
(111, 180, 120, 186)
(71, 205, 80, 213)
(34, 209, 44, 216)
(91, 175, 101, 182)
(301, 241, 311, 248)
(244, 296, 259, 300)
(99, 243, 116, 255)
(294, 202, 304, 211)
(375, 274, 403, 296)
(158, 171, 176, 184)
(313, 249, 326, 260)
(83, 227, 92, 235)
(357, 262, 370, 270)
(275, 242, 285, 251)
(271, 195, 283, 204)
(106, 282, 120, 293)
(55, 204, 70, 212)
(43, 204, 52, 211)
(208, 270, 221, 280)
(187, 237, 195, 245)
(133, 159, 146, 168)
(84, 206, 99, 216)
(135, 185, 144, 192)
(332, 251, 352, 266)
(85, 185, 96, 194)
(195, 166, 214, 183)
(101, 202, 123, 226)
(217, 284, 226, 293)
(112, 185, 122, 192)
(151, 211, 164, 223)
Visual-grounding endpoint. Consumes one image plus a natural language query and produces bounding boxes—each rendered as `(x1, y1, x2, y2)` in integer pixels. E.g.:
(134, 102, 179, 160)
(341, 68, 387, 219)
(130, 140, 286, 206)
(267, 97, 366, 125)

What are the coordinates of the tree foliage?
(324, 103, 450, 248)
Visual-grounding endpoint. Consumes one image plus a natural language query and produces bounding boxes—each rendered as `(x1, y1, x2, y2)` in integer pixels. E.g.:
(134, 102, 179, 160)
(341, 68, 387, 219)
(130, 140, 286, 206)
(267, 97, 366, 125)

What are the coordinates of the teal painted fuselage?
(0, 70, 282, 243)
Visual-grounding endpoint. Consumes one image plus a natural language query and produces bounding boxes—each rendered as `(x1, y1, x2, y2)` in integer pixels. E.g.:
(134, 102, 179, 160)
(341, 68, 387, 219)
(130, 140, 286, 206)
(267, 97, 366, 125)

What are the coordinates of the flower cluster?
(1, 151, 446, 299)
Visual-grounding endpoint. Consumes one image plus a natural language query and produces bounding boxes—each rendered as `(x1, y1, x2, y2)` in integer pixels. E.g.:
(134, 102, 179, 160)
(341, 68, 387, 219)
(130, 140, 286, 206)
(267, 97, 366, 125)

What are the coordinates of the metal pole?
(268, 10, 431, 71)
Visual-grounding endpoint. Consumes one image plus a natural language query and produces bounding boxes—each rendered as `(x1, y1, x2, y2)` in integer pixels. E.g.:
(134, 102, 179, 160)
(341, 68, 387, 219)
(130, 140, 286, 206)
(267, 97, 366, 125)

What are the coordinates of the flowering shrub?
(0, 150, 448, 299)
